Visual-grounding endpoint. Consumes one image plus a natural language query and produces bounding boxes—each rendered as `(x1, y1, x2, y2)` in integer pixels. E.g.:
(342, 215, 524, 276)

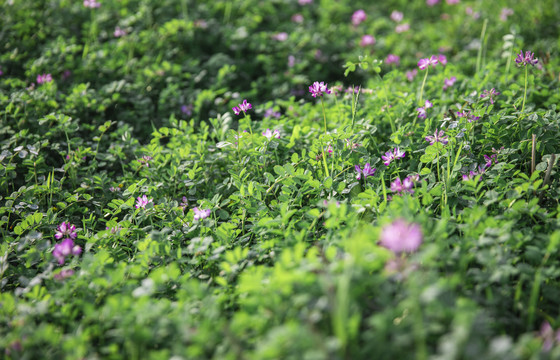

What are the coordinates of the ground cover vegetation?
(1, 0, 560, 358)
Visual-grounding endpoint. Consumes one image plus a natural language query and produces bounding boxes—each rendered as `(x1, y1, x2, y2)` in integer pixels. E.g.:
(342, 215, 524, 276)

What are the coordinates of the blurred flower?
(62, 70, 72, 80)
(418, 56, 438, 69)
(395, 23, 410, 33)
(288, 55, 296, 68)
(262, 129, 280, 140)
(438, 54, 447, 66)
(291, 13, 304, 23)
(345, 138, 360, 151)
(180, 196, 188, 209)
(309, 81, 331, 97)
(232, 99, 252, 115)
(193, 207, 211, 221)
(406, 69, 418, 81)
(386, 54, 400, 65)
(390, 176, 415, 195)
(456, 110, 480, 123)
(443, 76, 457, 90)
(135, 195, 153, 209)
(138, 155, 153, 167)
(36, 73, 52, 84)
(0, 67, 3, 76)
(481, 88, 500, 104)
(382, 147, 406, 166)
(462, 166, 485, 181)
(298, 0, 312, 4)
(53, 269, 75, 281)
(446, 0, 460, 4)
(355, 163, 376, 180)
(484, 154, 497, 168)
(515, 50, 538, 67)
(181, 104, 193, 115)
(500, 8, 514, 21)
(55, 222, 77, 240)
(390, 10, 403, 22)
(83, 0, 100, 8)
(53, 238, 82, 265)
(538, 321, 560, 352)
(352, 9, 367, 26)
(273, 32, 288, 41)
(425, 129, 448, 145)
(194, 20, 208, 29)
(426, 0, 440, 6)
(417, 100, 433, 119)
(379, 219, 423, 254)
(360, 35, 376, 47)
(465, 7, 480, 19)
(326, 144, 334, 155)
(114, 26, 126, 37)
(265, 108, 281, 118)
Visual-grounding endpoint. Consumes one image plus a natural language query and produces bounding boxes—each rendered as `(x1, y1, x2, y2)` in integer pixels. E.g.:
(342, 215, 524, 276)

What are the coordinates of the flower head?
(114, 26, 126, 37)
(379, 219, 423, 254)
(193, 207, 211, 221)
(406, 69, 418, 81)
(390, 10, 403, 22)
(138, 155, 153, 167)
(480, 88, 500, 104)
(395, 23, 410, 33)
(273, 32, 288, 41)
(443, 76, 457, 90)
(36, 73, 52, 84)
(83, 0, 101, 8)
(309, 81, 331, 98)
(418, 55, 439, 70)
(135, 195, 153, 209)
(386, 54, 400, 65)
(425, 129, 448, 145)
(351, 10, 367, 26)
(181, 104, 193, 115)
(292, 13, 304, 23)
(355, 163, 376, 180)
(298, 0, 312, 4)
(426, 0, 440, 6)
(359, 35, 376, 47)
(382, 147, 406, 166)
(55, 222, 77, 240)
(53, 238, 82, 265)
(538, 321, 560, 352)
(53, 269, 75, 281)
(515, 50, 538, 67)
(232, 99, 252, 115)
(417, 100, 433, 119)
(264, 108, 281, 119)
(262, 129, 281, 140)
(438, 54, 447, 66)
(500, 8, 514, 21)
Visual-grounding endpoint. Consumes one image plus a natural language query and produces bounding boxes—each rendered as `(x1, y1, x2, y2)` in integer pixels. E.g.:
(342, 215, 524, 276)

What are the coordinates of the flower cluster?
(83, 0, 101, 8)
(538, 321, 560, 352)
(232, 99, 252, 115)
(481, 88, 500, 104)
(456, 110, 480, 123)
(360, 35, 376, 47)
(417, 100, 433, 119)
(379, 219, 423, 254)
(135, 195, 153, 209)
(382, 147, 406, 166)
(417, 55, 446, 69)
(406, 69, 418, 81)
(36, 73, 52, 84)
(114, 26, 126, 37)
(138, 155, 153, 167)
(355, 163, 376, 180)
(462, 166, 485, 181)
(193, 207, 211, 221)
(500, 8, 514, 21)
(443, 76, 457, 90)
(53, 222, 81, 265)
(308, 81, 331, 98)
(390, 10, 403, 22)
(272, 32, 288, 41)
(395, 23, 410, 33)
(264, 108, 281, 119)
(386, 54, 400, 65)
(351, 10, 367, 26)
(390, 175, 418, 195)
(515, 50, 538, 67)
(425, 129, 449, 145)
(262, 129, 280, 140)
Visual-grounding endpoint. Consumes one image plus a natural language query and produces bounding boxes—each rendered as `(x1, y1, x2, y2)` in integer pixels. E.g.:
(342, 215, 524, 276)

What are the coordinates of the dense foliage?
(1, 0, 560, 358)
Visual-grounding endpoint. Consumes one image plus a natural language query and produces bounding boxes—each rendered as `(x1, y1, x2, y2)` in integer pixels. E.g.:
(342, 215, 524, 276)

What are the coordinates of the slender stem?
(321, 97, 328, 134)
(378, 74, 395, 132)
(476, 19, 488, 74)
(521, 65, 528, 114)
(418, 68, 429, 105)
(321, 145, 330, 178)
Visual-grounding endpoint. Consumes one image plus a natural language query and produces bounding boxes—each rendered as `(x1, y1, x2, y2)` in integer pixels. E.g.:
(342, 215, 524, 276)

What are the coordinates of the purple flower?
(273, 32, 288, 41)
(83, 0, 100, 8)
(355, 163, 376, 180)
(406, 69, 418, 81)
(417, 100, 433, 119)
(114, 26, 126, 37)
(351, 9, 367, 26)
(425, 129, 448, 145)
(36, 73, 52, 84)
(262, 129, 281, 140)
(265, 108, 281, 118)
(292, 13, 304, 23)
(181, 104, 193, 115)
(138, 155, 153, 167)
(446, 0, 460, 4)
(379, 219, 423, 254)
(426, 0, 440, 6)
(438, 54, 447, 66)
(395, 23, 410, 33)
(135, 195, 153, 209)
(443, 76, 457, 90)
(0, 67, 3, 76)
(484, 154, 497, 168)
(481, 88, 500, 104)
(298, 0, 312, 4)
(53, 269, 75, 281)
(390, 176, 415, 195)
(55, 222, 77, 240)
(360, 35, 376, 47)
(53, 238, 82, 265)
(500, 8, 514, 21)
(309, 81, 331, 98)
(390, 10, 403, 22)
(515, 50, 539, 67)
(418, 56, 439, 70)
(386, 54, 400, 65)
(538, 321, 560, 352)
(232, 99, 252, 115)
(193, 207, 211, 221)
(382, 147, 406, 166)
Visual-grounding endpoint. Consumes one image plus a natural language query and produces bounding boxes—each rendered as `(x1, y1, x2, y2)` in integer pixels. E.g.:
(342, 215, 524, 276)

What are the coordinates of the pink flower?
(309, 81, 331, 97)
(418, 55, 439, 70)
(443, 76, 457, 90)
(446, 0, 460, 4)
(262, 129, 281, 140)
(298, 0, 312, 4)
(292, 13, 304, 23)
(55, 222, 77, 240)
(395, 23, 410, 33)
(386, 54, 400, 65)
(54, 269, 75, 281)
(360, 35, 376, 47)
(379, 219, 423, 254)
(273, 32, 288, 41)
(53, 238, 82, 265)
(425, 129, 449, 145)
(135, 195, 153, 209)
(355, 163, 376, 180)
(438, 54, 447, 66)
(193, 207, 211, 221)
(406, 69, 418, 81)
(36, 73, 52, 84)
(426, 0, 440, 6)
(351, 9, 367, 26)
(417, 100, 433, 119)
(83, 0, 100, 8)
(390, 10, 403, 22)
(500, 8, 514, 21)
(232, 99, 252, 115)
(114, 26, 126, 37)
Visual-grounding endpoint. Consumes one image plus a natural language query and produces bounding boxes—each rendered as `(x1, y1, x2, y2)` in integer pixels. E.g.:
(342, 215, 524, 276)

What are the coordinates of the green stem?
(418, 67, 429, 106)
(321, 145, 330, 178)
(521, 65, 528, 114)
(476, 19, 488, 74)
(321, 97, 328, 134)
(378, 74, 396, 132)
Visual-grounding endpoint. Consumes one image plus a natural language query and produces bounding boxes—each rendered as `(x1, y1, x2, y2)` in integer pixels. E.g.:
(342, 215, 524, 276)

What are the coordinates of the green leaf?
(274, 165, 286, 176)
(324, 177, 333, 189)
